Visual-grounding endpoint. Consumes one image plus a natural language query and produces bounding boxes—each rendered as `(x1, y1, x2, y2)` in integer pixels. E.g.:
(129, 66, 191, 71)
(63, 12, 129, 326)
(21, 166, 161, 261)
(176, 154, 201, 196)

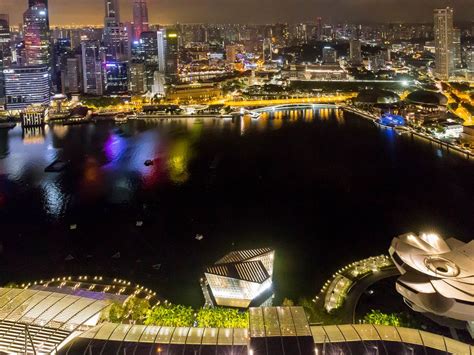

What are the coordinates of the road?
(341, 266, 400, 324)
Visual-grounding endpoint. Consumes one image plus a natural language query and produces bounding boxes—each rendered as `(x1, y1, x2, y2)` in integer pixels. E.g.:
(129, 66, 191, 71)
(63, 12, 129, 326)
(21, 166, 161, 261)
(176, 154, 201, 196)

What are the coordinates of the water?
(1, 109, 473, 307)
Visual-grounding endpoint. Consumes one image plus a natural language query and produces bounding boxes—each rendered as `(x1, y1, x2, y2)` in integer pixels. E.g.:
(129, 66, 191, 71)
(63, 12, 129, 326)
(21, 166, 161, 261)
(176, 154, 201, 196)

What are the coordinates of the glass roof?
(311, 324, 474, 353)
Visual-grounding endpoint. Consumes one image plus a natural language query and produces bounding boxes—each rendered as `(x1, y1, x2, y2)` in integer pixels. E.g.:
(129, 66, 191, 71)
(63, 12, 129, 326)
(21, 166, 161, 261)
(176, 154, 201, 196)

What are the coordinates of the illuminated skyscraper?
(349, 39, 362, 64)
(0, 14, 11, 71)
(23, 4, 50, 66)
(164, 29, 179, 82)
(105, 0, 120, 26)
(104, 62, 128, 94)
(452, 28, 462, 69)
(0, 14, 10, 49)
(133, 0, 149, 41)
(81, 40, 103, 96)
(4, 66, 50, 110)
(433, 7, 454, 80)
(103, 0, 129, 61)
(315, 17, 323, 40)
(322, 46, 337, 64)
(262, 38, 272, 62)
(28, 0, 49, 27)
(157, 30, 165, 74)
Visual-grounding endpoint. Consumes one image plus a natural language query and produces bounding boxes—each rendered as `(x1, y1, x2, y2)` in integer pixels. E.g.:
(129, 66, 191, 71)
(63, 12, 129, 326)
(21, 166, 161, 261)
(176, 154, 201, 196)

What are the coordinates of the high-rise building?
(349, 39, 362, 64)
(28, 0, 49, 27)
(322, 46, 337, 64)
(52, 38, 71, 92)
(63, 57, 81, 94)
(262, 38, 272, 62)
(129, 61, 146, 93)
(0, 14, 10, 50)
(81, 40, 103, 96)
(225, 44, 240, 64)
(433, 7, 454, 80)
(315, 17, 323, 40)
(164, 29, 179, 82)
(467, 50, 474, 72)
(103, 0, 129, 62)
(453, 28, 462, 69)
(103, 25, 129, 61)
(157, 30, 165, 74)
(139, 31, 159, 92)
(105, 0, 120, 26)
(105, 61, 128, 94)
(23, 4, 50, 66)
(0, 14, 11, 96)
(133, 0, 149, 42)
(4, 65, 50, 110)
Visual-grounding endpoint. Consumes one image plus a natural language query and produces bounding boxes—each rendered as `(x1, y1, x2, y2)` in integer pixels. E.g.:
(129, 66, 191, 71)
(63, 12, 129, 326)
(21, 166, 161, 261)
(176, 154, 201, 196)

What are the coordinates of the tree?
(364, 309, 402, 327)
(282, 298, 295, 307)
(196, 308, 249, 328)
(123, 297, 150, 323)
(144, 304, 194, 327)
(105, 302, 126, 323)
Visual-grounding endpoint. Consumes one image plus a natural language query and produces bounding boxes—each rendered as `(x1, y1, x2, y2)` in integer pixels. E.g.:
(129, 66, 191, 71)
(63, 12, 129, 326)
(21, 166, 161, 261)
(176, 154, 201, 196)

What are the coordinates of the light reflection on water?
(0, 108, 339, 218)
(1, 107, 474, 306)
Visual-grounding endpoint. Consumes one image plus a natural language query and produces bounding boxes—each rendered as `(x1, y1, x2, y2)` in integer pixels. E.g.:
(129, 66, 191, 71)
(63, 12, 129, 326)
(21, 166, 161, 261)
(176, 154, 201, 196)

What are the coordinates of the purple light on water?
(104, 133, 126, 164)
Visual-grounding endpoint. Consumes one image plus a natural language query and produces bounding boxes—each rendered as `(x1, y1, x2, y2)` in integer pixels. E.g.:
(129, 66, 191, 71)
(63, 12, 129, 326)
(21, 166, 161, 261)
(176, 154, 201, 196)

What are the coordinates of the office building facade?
(81, 40, 104, 96)
(4, 66, 50, 110)
(23, 4, 50, 66)
(433, 7, 454, 80)
(133, 0, 149, 41)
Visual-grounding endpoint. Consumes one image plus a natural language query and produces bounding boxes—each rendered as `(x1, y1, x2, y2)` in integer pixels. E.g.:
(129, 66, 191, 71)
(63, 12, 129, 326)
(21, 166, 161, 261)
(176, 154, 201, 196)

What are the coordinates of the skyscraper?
(28, 0, 49, 27)
(315, 17, 323, 41)
(157, 30, 165, 74)
(164, 29, 179, 82)
(4, 66, 50, 110)
(81, 40, 103, 96)
(452, 28, 462, 69)
(23, 4, 50, 66)
(103, 0, 128, 61)
(322, 46, 337, 64)
(433, 7, 454, 80)
(105, 0, 120, 26)
(0, 14, 10, 48)
(133, 0, 149, 42)
(349, 39, 362, 64)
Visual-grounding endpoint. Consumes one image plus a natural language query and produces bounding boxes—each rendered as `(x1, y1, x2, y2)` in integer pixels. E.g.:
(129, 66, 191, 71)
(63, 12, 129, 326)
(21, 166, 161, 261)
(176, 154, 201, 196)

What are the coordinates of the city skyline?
(0, 0, 473, 26)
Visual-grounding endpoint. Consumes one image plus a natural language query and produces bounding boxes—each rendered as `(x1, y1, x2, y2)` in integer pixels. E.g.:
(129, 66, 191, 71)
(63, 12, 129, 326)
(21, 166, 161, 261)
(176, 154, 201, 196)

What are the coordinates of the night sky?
(0, 0, 472, 26)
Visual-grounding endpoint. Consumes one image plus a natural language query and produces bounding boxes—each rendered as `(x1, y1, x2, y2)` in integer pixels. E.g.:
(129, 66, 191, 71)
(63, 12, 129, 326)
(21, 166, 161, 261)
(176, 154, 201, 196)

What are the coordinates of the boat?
(45, 159, 70, 173)
(114, 113, 128, 124)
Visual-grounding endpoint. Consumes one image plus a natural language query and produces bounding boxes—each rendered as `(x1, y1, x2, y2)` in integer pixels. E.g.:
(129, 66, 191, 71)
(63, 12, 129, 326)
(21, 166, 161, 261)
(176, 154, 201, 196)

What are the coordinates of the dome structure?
(355, 89, 400, 105)
(406, 90, 448, 106)
(389, 232, 474, 322)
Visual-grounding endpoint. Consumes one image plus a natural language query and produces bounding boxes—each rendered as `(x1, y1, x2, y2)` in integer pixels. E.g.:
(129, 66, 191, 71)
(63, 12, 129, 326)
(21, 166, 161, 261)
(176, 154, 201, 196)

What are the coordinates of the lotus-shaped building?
(389, 233, 474, 322)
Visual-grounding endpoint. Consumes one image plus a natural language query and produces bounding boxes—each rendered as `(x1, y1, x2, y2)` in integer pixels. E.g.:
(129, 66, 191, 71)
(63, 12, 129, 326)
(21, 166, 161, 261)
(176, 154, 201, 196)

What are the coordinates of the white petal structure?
(389, 233, 474, 321)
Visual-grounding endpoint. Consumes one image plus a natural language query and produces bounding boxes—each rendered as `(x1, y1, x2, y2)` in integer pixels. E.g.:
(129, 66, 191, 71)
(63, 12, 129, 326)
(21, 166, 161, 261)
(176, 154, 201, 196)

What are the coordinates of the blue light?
(380, 114, 405, 127)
